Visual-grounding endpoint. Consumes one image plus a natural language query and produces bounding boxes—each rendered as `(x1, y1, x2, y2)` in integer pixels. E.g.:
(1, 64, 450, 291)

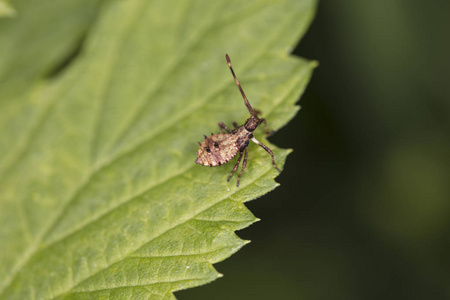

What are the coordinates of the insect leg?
(259, 118, 273, 136)
(227, 150, 244, 182)
(233, 122, 239, 128)
(251, 137, 281, 172)
(218, 122, 232, 133)
(236, 147, 248, 187)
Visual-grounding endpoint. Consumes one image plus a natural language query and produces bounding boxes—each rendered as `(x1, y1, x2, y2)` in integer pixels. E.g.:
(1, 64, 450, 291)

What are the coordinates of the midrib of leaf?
(0, 3, 139, 293)
(0, 98, 44, 182)
(0, 60, 106, 291)
(0, 70, 87, 298)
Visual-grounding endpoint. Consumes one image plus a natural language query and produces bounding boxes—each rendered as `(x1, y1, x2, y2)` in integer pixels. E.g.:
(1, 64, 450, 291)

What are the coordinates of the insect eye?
(214, 142, 219, 149)
(205, 147, 211, 153)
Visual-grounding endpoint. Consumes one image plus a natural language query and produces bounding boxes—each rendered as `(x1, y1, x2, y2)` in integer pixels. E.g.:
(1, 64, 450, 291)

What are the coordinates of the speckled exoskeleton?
(195, 54, 280, 187)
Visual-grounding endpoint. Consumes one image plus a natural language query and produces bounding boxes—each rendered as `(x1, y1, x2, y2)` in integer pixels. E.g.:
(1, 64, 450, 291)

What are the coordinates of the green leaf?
(0, 0, 316, 299)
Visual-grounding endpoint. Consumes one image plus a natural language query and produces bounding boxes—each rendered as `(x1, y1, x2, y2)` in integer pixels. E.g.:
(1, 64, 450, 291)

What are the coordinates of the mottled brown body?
(195, 126, 251, 166)
(195, 54, 280, 187)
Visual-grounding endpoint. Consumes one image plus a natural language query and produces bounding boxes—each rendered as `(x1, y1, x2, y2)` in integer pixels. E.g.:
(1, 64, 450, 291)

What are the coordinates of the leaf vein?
(57, 164, 277, 298)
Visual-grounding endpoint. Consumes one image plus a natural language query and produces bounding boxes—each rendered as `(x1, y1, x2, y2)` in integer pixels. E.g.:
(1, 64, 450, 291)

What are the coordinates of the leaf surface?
(0, 0, 316, 299)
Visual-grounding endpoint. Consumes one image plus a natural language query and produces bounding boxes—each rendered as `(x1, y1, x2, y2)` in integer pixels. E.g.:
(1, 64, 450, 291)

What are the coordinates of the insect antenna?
(226, 54, 257, 116)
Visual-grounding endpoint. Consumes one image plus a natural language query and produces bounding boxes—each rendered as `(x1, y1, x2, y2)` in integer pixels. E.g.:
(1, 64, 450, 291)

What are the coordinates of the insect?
(195, 54, 280, 187)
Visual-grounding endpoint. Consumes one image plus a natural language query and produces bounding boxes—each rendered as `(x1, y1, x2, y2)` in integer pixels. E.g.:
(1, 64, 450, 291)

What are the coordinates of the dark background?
(180, 1, 450, 299)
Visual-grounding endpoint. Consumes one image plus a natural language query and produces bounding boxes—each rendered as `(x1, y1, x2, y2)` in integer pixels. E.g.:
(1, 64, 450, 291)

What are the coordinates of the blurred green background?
(180, 1, 450, 299)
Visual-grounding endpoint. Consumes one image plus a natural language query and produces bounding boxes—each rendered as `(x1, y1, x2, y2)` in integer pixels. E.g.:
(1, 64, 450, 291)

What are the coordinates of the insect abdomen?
(195, 133, 239, 166)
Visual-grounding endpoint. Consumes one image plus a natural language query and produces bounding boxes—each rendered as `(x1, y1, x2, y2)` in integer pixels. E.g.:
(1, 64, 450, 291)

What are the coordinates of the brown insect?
(195, 54, 280, 187)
